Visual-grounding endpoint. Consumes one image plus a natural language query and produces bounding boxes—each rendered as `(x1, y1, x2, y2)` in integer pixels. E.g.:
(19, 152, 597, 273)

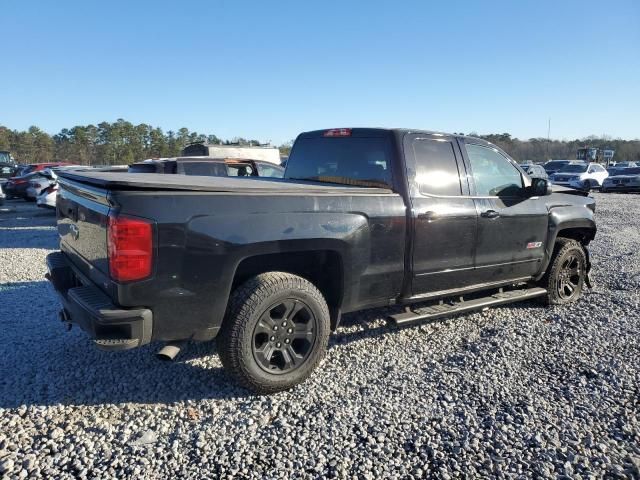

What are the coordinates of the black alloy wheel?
(252, 299, 317, 375)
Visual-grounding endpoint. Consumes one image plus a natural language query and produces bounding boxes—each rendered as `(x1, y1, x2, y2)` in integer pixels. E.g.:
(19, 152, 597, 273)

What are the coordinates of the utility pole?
(546, 118, 551, 160)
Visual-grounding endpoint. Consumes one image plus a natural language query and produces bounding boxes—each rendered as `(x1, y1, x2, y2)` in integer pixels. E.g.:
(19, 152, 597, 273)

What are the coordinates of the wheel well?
(556, 227, 595, 246)
(231, 251, 344, 329)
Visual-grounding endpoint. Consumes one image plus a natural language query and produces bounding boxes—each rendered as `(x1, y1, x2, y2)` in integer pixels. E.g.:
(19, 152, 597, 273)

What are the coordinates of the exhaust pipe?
(156, 340, 187, 361)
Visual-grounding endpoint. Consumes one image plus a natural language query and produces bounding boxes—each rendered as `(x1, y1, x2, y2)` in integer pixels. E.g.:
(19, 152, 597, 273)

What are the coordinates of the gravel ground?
(0, 194, 639, 479)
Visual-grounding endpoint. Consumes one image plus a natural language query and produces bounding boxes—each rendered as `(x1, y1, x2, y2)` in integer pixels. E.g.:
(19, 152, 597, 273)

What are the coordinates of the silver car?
(601, 167, 640, 193)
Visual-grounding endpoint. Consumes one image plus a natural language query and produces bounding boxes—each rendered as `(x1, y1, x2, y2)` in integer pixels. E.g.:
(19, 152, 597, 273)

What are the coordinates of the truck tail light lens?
(107, 215, 153, 282)
(323, 128, 352, 137)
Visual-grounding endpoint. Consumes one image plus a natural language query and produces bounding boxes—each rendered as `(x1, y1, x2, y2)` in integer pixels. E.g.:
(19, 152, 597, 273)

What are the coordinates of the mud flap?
(584, 246, 594, 289)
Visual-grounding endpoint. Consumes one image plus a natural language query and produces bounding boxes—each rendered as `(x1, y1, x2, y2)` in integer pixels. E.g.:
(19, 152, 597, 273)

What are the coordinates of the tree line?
(0, 119, 280, 166)
(1, 120, 639, 165)
(470, 133, 640, 164)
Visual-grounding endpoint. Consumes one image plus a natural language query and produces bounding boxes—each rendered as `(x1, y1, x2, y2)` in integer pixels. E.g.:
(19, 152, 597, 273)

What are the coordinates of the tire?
(540, 238, 587, 305)
(582, 179, 591, 192)
(217, 272, 330, 394)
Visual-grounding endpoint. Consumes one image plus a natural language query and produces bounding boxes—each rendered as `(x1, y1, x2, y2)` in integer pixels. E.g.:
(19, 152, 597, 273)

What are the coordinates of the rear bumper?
(46, 251, 152, 351)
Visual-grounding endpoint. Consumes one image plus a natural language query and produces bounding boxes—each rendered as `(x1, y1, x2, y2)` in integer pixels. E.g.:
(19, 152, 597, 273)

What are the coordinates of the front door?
(404, 134, 478, 295)
(462, 142, 548, 283)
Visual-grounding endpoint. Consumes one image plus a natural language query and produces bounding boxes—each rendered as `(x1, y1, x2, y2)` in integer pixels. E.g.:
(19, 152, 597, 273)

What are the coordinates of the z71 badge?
(526, 241, 543, 249)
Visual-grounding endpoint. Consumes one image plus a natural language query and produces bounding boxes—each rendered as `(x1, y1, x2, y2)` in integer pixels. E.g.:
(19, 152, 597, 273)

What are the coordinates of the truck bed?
(58, 171, 394, 195)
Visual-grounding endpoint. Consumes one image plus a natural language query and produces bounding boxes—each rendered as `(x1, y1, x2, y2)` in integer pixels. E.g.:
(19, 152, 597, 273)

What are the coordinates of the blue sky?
(3, 0, 639, 144)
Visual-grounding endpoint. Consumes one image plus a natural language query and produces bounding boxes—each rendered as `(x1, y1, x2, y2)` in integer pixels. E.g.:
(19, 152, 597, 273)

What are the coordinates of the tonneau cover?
(57, 171, 393, 195)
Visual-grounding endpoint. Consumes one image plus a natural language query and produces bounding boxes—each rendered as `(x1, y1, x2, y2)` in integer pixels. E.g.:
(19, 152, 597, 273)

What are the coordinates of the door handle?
(481, 209, 500, 219)
(417, 211, 438, 222)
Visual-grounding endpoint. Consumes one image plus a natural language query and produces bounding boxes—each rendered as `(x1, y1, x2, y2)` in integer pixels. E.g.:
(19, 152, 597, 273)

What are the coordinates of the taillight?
(323, 128, 352, 137)
(107, 215, 153, 282)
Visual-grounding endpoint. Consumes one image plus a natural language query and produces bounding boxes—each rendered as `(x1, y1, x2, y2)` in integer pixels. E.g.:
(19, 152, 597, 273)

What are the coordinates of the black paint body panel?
(54, 128, 597, 343)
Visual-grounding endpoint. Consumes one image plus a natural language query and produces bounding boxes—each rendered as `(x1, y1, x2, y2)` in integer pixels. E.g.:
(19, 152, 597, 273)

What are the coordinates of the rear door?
(404, 133, 478, 294)
(461, 141, 548, 283)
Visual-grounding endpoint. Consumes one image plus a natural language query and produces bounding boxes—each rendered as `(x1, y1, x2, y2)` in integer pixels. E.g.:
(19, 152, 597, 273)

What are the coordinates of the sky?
(2, 0, 639, 144)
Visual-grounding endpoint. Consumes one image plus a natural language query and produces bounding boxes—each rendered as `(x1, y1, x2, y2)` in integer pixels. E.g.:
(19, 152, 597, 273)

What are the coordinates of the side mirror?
(530, 178, 551, 197)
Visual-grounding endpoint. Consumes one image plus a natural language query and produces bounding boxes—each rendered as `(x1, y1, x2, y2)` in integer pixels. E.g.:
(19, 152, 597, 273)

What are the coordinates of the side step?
(388, 287, 547, 326)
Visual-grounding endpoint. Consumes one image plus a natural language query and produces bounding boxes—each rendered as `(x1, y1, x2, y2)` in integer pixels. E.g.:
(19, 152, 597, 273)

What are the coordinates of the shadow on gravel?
(0, 280, 251, 409)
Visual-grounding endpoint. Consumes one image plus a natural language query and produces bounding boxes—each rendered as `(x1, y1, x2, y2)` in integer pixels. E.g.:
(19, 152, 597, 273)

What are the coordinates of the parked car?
(4, 163, 72, 199)
(4, 172, 48, 199)
(611, 162, 638, 169)
(47, 127, 596, 393)
(0, 162, 18, 180)
(26, 171, 58, 201)
(12, 162, 71, 177)
(181, 143, 281, 165)
(37, 183, 58, 209)
(549, 162, 608, 191)
(522, 164, 548, 180)
(34, 166, 124, 208)
(601, 167, 640, 193)
(128, 157, 285, 178)
(543, 160, 583, 175)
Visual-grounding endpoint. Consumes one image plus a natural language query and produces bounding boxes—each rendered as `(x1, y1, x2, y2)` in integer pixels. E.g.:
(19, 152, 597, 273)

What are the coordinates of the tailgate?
(57, 177, 111, 278)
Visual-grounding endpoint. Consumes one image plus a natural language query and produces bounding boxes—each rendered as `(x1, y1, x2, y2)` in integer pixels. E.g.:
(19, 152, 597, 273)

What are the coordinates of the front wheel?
(217, 272, 330, 394)
(540, 238, 587, 305)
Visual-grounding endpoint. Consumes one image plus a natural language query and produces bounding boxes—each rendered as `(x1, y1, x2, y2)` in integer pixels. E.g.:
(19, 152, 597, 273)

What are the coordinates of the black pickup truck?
(47, 128, 596, 393)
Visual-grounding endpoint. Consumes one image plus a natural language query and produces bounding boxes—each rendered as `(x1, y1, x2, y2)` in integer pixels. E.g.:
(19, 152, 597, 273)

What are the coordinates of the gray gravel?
(1, 194, 639, 479)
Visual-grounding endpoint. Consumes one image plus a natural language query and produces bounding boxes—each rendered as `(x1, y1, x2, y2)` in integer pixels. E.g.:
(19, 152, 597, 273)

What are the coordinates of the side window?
(227, 164, 255, 177)
(465, 144, 523, 197)
(256, 163, 284, 178)
(412, 138, 462, 196)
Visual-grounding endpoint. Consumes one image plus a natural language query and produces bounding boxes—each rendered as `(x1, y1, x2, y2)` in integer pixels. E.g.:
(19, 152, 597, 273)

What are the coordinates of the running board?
(388, 287, 547, 326)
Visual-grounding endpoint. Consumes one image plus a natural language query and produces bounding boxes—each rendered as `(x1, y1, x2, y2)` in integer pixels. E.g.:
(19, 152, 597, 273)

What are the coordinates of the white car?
(549, 162, 609, 191)
(36, 183, 58, 209)
(26, 173, 57, 201)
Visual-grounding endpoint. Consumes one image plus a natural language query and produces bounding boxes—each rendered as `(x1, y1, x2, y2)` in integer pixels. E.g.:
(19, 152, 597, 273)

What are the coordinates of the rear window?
(620, 167, 640, 175)
(181, 162, 228, 177)
(285, 136, 392, 188)
(128, 163, 159, 173)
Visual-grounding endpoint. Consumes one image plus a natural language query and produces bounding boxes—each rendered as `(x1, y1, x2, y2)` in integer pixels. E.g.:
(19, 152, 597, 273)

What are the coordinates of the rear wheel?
(217, 272, 330, 394)
(541, 238, 587, 305)
(582, 179, 591, 192)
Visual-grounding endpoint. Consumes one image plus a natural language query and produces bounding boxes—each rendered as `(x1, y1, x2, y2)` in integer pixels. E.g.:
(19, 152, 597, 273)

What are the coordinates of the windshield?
(615, 167, 640, 175)
(285, 136, 393, 188)
(545, 161, 569, 169)
(559, 164, 588, 173)
(0, 152, 10, 163)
